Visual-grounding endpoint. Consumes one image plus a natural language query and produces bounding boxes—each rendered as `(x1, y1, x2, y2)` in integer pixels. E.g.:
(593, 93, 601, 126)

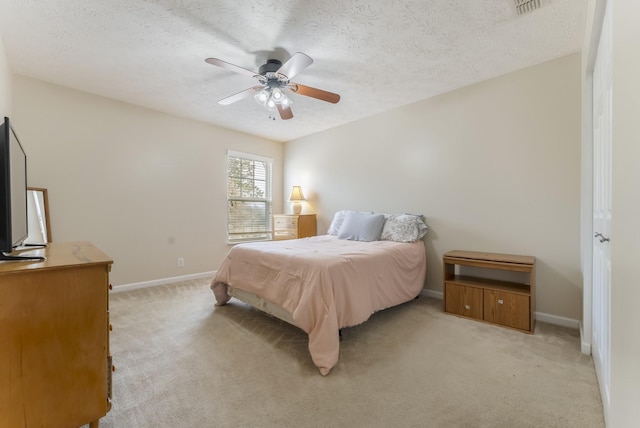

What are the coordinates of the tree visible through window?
(226, 150, 272, 242)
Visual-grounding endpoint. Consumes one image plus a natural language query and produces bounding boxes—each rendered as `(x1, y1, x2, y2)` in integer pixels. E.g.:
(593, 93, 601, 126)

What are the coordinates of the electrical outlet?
(177, 258, 184, 268)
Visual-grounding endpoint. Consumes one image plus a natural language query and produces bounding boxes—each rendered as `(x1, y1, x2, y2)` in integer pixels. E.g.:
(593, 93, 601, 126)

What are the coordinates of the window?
(226, 150, 272, 242)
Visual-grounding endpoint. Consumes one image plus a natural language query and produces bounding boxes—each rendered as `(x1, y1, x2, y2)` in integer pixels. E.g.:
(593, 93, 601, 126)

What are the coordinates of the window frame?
(226, 150, 273, 243)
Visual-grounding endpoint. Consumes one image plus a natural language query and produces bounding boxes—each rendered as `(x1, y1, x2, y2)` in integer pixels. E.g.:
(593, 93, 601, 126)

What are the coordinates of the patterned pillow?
(380, 214, 428, 243)
(327, 210, 349, 235)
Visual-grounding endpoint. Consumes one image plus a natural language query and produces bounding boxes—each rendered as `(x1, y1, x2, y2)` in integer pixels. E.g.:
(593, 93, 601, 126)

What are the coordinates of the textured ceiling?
(0, 0, 587, 142)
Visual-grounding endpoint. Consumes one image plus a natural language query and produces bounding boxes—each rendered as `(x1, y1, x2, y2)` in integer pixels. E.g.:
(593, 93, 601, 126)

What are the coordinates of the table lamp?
(289, 186, 305, 215)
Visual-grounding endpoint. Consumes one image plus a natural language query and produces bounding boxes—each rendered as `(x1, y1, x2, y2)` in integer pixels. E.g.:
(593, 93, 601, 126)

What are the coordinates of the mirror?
(25, 187, 52, 244)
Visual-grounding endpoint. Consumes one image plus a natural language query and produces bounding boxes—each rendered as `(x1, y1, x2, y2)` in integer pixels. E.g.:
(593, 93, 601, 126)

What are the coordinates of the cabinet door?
(445, 282, 483, 320)
(484, 290, 530, 331)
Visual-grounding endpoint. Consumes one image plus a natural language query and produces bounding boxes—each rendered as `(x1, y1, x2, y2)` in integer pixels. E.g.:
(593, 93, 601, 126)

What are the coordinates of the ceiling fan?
(205, 52, 340, 120)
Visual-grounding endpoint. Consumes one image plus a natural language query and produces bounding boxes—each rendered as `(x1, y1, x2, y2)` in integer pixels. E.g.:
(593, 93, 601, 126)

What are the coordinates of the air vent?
(512, 0, 548, 16)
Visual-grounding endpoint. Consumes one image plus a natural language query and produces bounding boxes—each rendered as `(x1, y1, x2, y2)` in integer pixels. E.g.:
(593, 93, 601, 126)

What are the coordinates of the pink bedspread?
(211, 235, 426, 375)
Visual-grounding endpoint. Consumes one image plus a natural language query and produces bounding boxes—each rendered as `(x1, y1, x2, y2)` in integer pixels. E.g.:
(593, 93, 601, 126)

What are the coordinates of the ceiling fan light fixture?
(255, 85, 292, 111)
(254, 88, 269, 106)
(281, 95, 292, 107)
(271, 87, 283, 101)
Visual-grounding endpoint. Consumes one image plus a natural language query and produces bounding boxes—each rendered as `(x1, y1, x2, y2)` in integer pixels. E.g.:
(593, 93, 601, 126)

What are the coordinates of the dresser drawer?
(273, 230, 297, 240)
(274, 216, 298, 229)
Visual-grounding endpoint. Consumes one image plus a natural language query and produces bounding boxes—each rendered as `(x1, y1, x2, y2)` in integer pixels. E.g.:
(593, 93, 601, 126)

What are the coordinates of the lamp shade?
(289, 186, 306, 201)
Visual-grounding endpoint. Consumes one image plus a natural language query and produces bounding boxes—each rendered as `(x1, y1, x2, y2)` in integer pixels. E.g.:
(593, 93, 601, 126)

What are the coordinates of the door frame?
(581, 0, 608, 356)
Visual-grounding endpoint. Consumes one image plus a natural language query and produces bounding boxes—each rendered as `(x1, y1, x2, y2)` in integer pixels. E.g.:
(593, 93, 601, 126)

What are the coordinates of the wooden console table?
(0, 242, 113, 428)
(443, 250, 536, 333)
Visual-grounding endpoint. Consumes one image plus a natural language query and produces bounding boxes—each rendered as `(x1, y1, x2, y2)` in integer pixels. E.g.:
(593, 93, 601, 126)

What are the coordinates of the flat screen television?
(0, 116, 44, 261)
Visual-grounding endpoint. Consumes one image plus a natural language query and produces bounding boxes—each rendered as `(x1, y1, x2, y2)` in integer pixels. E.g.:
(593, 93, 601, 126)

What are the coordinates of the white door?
(592, 0, 612, 412)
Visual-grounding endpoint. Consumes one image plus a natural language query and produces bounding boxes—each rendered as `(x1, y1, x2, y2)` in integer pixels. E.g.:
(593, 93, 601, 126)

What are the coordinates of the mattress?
(211, 235, 426, 375)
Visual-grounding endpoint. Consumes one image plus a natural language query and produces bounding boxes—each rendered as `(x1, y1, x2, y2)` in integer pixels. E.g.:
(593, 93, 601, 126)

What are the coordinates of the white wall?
(609, 1, 640, 425)
(13, 75, 283, 286)
(0, 30, 11, 116)
(284, 54, 582, 321)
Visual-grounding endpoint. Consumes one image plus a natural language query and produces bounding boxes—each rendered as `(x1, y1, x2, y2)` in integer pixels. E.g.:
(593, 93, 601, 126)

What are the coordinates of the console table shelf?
(443, 250, 536, 333)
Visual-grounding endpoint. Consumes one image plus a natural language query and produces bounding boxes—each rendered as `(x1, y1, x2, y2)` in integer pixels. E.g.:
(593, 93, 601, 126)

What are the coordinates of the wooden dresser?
(272, 214, 317, 240)
(0, 242, 113, 428)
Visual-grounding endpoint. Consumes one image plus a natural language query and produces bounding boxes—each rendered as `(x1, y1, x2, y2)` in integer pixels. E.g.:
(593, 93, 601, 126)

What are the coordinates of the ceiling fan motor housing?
(259, 59, 283, 76)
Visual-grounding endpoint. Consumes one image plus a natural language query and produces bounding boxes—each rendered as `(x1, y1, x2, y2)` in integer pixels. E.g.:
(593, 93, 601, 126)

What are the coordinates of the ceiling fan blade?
(205, 58, 258, 79)
(218, 85, 263, 105)
(276, 104, 293, 120)
(277, 52, 313, 80)
(290, 84, 341, 104)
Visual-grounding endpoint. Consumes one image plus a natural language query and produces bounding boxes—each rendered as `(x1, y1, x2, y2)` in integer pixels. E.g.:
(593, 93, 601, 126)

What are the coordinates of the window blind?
(226, 151, 272, 242)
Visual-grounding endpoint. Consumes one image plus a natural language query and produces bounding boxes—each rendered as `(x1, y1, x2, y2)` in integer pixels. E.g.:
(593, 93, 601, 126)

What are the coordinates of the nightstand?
(272, 214, 317, 240)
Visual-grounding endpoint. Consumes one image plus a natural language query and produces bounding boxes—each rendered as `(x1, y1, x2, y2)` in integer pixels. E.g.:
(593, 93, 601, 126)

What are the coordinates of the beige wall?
(284, 54, 582, 321)
(609, 1, 640, 425)
(0, 31, 11, 116)
(13, 75, 283, 286)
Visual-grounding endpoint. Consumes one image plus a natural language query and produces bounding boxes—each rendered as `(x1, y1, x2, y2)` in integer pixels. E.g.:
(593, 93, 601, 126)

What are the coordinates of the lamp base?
(291, 201, 302, 215)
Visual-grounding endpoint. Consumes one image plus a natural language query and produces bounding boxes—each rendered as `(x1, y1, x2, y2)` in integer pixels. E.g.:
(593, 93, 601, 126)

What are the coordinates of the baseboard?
(111, 271, 216, 293)
(581, 342, 591, 355)
(421, 289, 443, 299)
(419, 288, 581, 330)
(535, 311, 580, 330)
(580, 322, 592, 355)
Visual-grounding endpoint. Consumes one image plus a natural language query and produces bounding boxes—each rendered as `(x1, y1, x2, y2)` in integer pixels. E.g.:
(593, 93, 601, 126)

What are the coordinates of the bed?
(211, 211, 428, 375)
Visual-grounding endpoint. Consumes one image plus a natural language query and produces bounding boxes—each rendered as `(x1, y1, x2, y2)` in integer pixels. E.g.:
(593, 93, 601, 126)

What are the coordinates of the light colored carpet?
(96, 278, 604, 428)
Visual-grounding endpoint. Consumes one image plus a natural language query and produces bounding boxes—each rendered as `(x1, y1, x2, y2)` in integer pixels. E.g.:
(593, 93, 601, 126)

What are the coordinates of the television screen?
(0, 116, 29, 254)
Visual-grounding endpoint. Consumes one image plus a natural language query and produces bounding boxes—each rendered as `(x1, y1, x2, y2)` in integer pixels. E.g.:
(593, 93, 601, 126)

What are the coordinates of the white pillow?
(337, 212, 386, 242)
(327, 210, 372, 235)
(380, 214, 428, 243)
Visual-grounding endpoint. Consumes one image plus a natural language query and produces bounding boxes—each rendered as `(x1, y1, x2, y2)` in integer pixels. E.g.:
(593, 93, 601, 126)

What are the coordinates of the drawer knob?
(464, 304, 471, 310)
(498, 299, 504, 305)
